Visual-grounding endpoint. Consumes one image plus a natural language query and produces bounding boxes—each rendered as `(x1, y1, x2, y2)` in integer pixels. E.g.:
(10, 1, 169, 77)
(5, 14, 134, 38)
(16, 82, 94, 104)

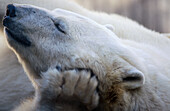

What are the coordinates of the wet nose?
(6, 4, 16, 17)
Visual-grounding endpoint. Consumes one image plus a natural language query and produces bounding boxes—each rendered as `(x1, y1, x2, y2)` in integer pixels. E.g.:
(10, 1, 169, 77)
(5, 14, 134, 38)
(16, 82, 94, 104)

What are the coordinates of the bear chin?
(4, 28, 31, 47)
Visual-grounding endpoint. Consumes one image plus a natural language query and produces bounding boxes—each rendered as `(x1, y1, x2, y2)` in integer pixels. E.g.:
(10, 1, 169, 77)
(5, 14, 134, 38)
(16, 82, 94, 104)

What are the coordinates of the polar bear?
(3, 4, 170, 111)
(1, 1, 170, 110)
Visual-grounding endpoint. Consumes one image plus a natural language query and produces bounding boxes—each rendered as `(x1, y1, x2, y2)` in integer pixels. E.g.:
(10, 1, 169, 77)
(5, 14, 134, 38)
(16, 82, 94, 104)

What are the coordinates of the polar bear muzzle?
(3, 4, 31, 47)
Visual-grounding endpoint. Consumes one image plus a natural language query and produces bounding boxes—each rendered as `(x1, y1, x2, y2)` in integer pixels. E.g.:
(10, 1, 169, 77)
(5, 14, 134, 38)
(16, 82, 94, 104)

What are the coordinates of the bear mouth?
(4, 28, 31, 47)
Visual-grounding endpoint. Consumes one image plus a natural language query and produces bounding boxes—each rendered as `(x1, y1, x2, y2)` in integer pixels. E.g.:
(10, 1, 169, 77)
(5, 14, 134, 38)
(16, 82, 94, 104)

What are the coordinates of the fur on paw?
(40, 68, 99, 110)
(39, 68, 63, 99)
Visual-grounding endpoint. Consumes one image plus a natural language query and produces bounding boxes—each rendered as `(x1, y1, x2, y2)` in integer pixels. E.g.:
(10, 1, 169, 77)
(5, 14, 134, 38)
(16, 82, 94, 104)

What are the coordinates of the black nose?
(6, 4, 16, 17)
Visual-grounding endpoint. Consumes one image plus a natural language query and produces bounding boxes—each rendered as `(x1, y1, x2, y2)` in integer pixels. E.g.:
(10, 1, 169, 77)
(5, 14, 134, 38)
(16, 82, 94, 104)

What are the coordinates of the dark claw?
(75, 68, 79, 72)
(56, 66, 62, 71)
(91, 71, 95, 77)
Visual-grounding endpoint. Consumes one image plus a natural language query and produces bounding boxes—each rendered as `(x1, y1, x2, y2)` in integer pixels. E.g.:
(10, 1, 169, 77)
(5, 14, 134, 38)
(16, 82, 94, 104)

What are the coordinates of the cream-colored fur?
(12, 69, 99, 111)
(3, 4, 170, 111)
(0, 0, 170, 110)
(163, 33, 170, 38)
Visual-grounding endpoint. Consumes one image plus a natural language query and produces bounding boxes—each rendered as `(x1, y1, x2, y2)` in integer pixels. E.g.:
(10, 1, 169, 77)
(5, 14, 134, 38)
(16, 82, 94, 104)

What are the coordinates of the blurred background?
(0, 0, 170, 33)
(73, 0, 170, 33)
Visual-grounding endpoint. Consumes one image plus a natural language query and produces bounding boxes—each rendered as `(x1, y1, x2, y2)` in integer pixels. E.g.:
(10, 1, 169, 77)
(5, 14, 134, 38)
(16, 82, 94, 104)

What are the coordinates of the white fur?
(163, 33, 170, 38)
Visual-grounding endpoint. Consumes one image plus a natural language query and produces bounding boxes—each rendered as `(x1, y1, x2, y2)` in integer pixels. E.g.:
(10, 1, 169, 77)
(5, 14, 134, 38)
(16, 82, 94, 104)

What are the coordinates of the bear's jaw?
(4, 28, 31, 47)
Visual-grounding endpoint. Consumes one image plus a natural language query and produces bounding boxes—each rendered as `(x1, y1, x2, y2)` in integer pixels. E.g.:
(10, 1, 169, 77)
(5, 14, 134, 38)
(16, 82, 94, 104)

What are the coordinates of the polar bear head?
(3, 4, 145, 92)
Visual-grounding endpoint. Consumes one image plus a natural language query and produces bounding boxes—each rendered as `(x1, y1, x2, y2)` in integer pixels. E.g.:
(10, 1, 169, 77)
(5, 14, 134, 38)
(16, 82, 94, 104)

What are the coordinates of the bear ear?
(122, 68, 145, 89)
(104, 24, 115, 32)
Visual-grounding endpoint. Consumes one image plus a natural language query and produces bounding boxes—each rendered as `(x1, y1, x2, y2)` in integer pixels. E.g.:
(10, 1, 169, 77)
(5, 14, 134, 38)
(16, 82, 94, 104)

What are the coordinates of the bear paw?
(38, 68, 99, 110)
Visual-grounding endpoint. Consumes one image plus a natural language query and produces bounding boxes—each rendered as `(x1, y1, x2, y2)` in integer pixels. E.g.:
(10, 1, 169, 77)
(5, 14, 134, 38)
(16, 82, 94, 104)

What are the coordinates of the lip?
(4, 28, 31, 47)
(3, 16, 10, 27)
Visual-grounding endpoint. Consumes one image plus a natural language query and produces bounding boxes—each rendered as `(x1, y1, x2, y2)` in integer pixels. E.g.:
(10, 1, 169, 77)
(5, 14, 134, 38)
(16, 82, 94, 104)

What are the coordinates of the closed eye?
(51, 18, 67, 34)
(55, 23, 66, 34)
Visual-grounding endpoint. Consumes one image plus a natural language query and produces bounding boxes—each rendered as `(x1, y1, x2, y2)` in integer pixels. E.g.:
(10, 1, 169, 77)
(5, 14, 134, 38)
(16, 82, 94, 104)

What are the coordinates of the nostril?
(6, 8, 10, 16)
(6, 4, 16, 17)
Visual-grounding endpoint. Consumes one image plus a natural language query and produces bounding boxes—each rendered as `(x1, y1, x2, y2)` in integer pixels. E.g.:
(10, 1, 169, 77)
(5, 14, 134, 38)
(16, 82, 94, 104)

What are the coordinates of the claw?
(56, 66, 62, 71)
